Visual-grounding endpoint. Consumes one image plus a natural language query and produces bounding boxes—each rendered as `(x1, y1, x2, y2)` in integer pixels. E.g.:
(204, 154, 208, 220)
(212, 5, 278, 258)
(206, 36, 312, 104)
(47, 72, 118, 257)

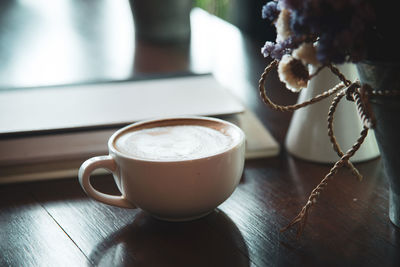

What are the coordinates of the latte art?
(115, 125, 235, 161)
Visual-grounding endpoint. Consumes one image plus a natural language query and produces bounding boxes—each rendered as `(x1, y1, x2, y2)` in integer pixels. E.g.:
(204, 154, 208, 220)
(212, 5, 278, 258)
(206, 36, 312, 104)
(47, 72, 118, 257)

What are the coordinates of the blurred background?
(0, 0, 275, 90)
(196, 0, 275, 40)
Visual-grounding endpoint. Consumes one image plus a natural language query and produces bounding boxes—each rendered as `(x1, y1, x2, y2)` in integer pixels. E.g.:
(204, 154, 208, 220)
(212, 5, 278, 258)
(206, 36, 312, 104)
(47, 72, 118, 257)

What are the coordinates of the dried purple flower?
(261, 0, 379, 64)
(262, 36, 303, 60)
(261, 41, 276, 58)
(262, 1, 280, 22)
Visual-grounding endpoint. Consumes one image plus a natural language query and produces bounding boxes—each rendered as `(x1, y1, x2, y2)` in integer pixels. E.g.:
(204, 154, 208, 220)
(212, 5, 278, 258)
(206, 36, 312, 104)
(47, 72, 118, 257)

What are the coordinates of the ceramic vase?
(285, 63, 380, 163)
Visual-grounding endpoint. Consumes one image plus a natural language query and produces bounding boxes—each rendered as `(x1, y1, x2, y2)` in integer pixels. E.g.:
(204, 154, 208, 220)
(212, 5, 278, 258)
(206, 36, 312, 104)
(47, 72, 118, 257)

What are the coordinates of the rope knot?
(345, 81, 361, 101)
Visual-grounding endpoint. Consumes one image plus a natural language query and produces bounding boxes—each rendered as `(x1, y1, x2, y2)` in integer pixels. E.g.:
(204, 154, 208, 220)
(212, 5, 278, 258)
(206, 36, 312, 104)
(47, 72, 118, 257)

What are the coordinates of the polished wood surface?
(1, 1, 399, 266)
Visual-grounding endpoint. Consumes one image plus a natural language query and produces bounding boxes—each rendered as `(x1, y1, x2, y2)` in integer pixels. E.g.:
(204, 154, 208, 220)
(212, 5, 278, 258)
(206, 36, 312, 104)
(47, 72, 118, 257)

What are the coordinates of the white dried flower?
(293, 43, 320, 67)
(275, 8, 292, 43)
(278, 54, 310, 92)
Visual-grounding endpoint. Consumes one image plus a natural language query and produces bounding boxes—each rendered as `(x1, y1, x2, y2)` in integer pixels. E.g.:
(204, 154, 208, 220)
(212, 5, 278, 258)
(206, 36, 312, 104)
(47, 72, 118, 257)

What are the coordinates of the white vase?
(285, 64, 380, 163)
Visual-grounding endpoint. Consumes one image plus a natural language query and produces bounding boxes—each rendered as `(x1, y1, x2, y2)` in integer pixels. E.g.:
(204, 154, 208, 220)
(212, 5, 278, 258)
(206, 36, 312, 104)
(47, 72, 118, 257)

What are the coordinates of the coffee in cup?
(78, 117, 245, 221)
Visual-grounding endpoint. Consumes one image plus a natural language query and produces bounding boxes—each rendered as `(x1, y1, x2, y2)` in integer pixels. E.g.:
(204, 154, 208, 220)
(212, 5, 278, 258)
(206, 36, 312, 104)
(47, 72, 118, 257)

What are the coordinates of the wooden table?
(1, 1, 399, 266)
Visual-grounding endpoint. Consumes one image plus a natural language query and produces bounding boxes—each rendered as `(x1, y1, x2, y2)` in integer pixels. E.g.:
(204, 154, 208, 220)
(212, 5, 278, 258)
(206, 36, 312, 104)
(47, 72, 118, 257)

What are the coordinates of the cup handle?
(78, 155, 136, 209)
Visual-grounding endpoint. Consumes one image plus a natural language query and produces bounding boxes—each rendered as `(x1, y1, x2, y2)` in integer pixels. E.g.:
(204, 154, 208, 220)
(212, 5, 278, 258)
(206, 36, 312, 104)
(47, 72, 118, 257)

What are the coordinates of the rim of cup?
(108, 116, 245, 163)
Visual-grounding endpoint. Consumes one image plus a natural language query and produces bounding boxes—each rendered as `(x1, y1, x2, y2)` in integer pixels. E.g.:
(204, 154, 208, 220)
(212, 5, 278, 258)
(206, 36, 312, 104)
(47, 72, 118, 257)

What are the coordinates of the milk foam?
(115, 125, 235, 161)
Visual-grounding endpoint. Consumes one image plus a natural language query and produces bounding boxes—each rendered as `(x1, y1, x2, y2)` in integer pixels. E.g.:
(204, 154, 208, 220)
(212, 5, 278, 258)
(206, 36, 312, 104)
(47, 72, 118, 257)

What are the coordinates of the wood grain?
(0, 185, 89, 266)
(27, 176, 250, 267)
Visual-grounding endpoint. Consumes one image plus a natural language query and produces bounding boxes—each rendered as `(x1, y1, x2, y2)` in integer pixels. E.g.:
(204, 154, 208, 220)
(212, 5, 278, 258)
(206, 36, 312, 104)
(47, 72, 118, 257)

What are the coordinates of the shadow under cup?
(89, 210, 250, 267)
(78, 117, 246, 221)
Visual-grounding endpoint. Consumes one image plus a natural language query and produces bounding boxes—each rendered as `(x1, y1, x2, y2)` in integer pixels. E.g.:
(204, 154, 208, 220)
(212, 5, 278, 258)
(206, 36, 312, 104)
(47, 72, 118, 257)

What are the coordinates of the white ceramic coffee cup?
(78, 117, 245, 221)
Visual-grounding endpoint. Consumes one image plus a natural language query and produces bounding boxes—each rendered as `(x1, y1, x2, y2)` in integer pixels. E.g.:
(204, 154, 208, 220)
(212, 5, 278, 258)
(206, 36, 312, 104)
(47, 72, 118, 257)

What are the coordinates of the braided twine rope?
(258, 59, 399, 238)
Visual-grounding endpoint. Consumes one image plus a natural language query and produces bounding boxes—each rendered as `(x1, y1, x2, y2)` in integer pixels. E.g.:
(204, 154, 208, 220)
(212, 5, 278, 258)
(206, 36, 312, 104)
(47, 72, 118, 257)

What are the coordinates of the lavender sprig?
(261, 36, 303, 60)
